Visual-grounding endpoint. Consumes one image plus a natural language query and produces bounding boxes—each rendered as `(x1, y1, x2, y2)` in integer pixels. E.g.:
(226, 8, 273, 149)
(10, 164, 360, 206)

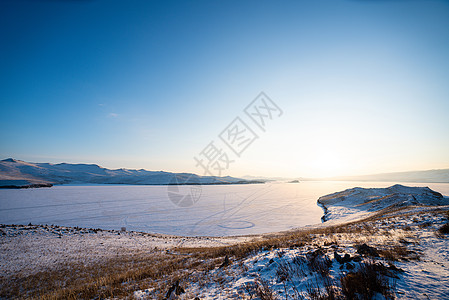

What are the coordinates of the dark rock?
(164, 280, 185, 299)
(334, 251, 352, 263)
(307, 248, 332, 275)
(346, 262, 355, 270)
(399, 238, 412, 245)
(374, 263, 400, 279)
(352, 255, 362, 262)
(356, 243, 379, 257)
(334, 251, 343, 263)
(387, 262, 404, 273)
(220, 255, 230, 268)
(310, 248, 324, 257)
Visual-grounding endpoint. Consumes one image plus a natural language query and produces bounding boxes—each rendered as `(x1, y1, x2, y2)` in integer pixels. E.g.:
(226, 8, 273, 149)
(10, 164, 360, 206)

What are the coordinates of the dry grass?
(249, 277, 277, 300)
(340, 261, 395, 300)
(0, 250, 212, 300)
(0, 225, 334, 299)
(378, 245, 420, 262)
(305, 275, 339, 300)
(0, 227, 383, 299)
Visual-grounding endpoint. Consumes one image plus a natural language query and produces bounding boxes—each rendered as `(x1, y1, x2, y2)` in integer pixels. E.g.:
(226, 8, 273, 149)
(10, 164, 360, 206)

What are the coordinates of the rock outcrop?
(317, 184, 448, 222)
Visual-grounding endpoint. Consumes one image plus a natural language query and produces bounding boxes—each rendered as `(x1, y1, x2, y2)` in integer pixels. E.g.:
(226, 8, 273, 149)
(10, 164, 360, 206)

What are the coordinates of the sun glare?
(313, 149, 343, 178)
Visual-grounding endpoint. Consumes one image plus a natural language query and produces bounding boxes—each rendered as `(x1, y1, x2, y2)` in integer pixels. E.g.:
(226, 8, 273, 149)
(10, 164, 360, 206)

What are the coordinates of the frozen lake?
(1, 181, 448, 236)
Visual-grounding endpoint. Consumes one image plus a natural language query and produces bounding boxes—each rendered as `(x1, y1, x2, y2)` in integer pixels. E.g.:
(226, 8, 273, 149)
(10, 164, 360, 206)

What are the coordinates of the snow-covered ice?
(1, 181, 448, 236)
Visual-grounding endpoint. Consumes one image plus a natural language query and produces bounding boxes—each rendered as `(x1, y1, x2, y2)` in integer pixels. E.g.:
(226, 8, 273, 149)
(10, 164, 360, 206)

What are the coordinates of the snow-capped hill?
(0, 158, 261, 187)
(2, 158, 17, 163)
(317, 184, 448, 223)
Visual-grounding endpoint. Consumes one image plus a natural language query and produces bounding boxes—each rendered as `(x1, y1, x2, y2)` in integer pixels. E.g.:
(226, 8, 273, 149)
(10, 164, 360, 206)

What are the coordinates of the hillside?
(317, 184, 448, 223)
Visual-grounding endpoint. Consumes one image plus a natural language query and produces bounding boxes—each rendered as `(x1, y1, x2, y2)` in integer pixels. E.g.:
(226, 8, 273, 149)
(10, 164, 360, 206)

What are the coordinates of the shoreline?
(0, 183, 53, 189)
(0, 181, 266, 189)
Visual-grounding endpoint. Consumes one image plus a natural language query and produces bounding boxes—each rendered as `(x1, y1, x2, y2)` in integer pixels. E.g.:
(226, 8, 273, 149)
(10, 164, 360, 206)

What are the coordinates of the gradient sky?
(1, 0, 448, 178)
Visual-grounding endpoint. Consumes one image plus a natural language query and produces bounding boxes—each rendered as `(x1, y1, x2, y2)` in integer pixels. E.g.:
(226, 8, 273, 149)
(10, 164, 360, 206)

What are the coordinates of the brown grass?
(378, 245, 413, 261)
(340, 261, 395, 300)
(0, 250, 213, 300)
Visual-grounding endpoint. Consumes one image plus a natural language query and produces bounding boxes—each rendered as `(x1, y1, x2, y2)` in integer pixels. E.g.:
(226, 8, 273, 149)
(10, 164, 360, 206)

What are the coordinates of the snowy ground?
(166, 207, 449, 299)
(132, 185, 449, 299)
(0, 224, 250, 280)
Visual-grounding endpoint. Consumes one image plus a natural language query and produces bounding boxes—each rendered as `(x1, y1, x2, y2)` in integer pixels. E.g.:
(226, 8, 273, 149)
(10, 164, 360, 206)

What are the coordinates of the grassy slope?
(1, 206, 449, 299)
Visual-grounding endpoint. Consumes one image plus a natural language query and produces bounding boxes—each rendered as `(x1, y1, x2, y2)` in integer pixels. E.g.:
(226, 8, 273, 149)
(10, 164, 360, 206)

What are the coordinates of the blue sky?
(1, 0, 448, 178)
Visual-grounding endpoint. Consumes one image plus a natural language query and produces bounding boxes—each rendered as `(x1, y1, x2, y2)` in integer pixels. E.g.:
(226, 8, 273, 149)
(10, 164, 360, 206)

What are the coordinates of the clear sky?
(1, 0, 448, 178)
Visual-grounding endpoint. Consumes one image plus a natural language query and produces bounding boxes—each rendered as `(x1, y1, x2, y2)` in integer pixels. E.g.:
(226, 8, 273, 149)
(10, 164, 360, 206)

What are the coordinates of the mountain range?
(316, 169, 449, 183)
(1, 158, 448, 188)
(245, 169, 449, 183)
(0, 158, 262, 188)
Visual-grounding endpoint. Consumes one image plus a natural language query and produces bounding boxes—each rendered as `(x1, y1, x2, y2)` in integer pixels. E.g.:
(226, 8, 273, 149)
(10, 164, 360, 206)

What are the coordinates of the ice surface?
(0, 183, 323, 236)
(1, 181, 448, 237)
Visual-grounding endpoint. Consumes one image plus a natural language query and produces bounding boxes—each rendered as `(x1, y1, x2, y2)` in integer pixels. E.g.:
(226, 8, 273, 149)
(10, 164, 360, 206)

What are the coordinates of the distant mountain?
(241, 175, 294, 182)
(316, 169, 449, 183)
(0, 158, 263, 188)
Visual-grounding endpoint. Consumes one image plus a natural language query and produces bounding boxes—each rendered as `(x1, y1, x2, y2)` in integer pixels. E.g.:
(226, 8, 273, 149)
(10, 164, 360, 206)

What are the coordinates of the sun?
(313, 149, 343, 178)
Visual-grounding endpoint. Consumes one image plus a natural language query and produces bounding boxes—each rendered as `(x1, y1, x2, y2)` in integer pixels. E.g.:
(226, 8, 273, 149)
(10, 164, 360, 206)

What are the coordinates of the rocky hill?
(317, 184, 448, 222)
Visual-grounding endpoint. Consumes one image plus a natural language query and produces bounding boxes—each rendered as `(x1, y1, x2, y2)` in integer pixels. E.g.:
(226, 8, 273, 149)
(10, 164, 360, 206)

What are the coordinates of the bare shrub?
(379, 245, 419, 261)
(340, 261, 395, 300)
(307, 249, 332, 276)
(305, 276, 338, 300)
(253, 277, 277, 300)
